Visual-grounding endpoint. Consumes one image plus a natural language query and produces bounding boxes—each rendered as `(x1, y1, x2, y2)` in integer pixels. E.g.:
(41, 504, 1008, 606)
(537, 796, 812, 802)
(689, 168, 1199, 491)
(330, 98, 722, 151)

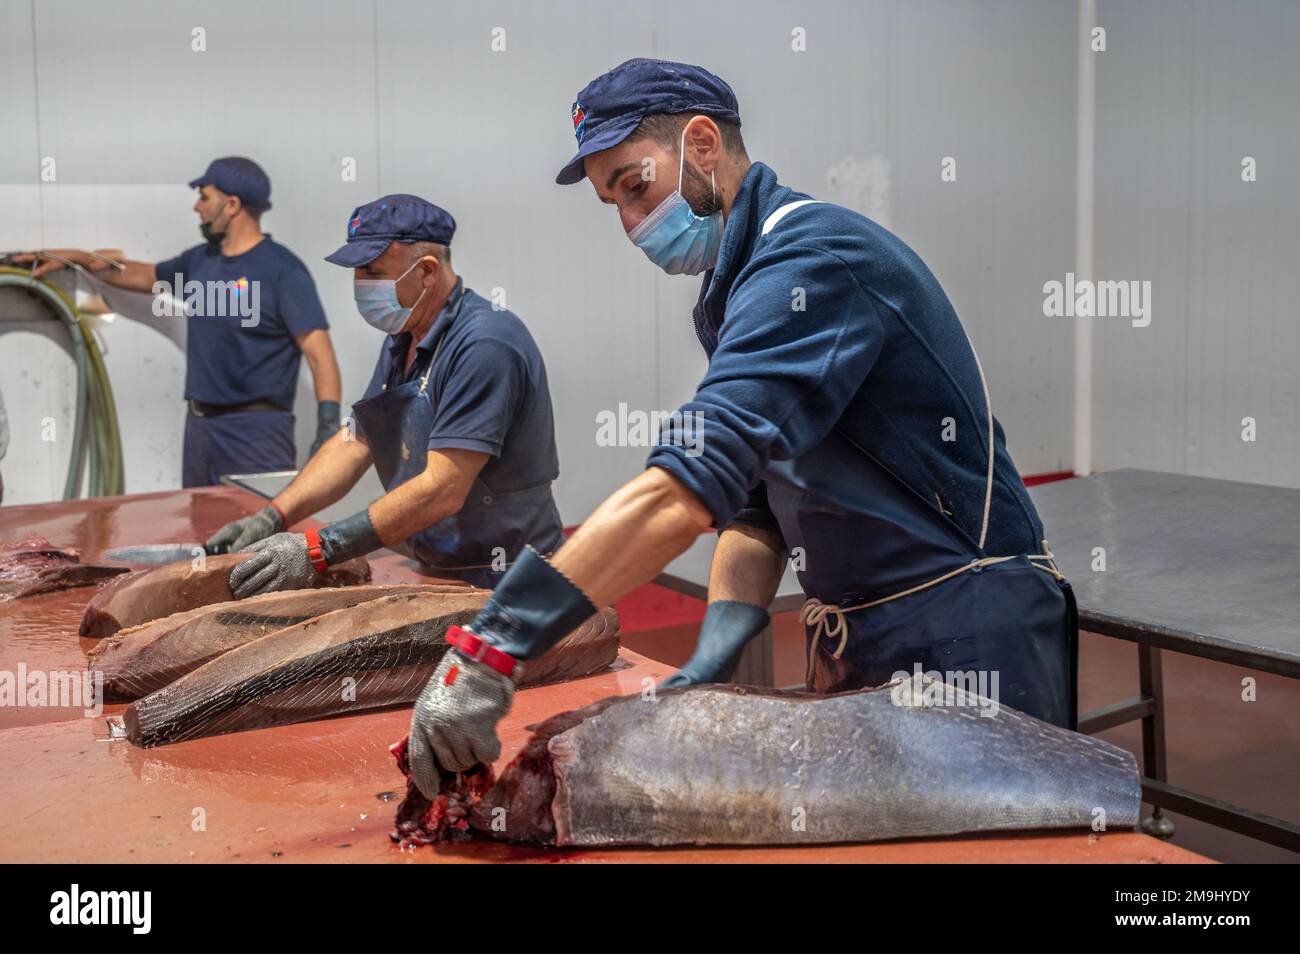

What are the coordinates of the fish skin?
(79, 552, 373, 638)
(0, 535, 129, 601)
(465, 678, 1141, 848)
(87, 583, 475, 700)
(121, 595, 620, 747)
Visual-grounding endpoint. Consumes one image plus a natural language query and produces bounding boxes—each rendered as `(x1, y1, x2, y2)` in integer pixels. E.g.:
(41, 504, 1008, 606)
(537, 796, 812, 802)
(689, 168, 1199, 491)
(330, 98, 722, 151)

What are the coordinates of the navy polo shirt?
(357, 280, 559, 490)
(156, 236, 329, 409)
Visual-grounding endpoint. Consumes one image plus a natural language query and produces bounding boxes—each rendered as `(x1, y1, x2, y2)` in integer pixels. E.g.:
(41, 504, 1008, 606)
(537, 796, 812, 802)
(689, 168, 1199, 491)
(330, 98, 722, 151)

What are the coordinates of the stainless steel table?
(1030, 468, 1300, 851)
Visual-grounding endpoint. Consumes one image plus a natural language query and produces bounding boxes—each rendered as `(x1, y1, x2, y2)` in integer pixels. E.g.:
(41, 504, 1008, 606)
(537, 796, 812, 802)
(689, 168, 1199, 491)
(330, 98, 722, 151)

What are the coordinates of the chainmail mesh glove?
(228, 532, 318, 598)
(403, 546, 596, 798)
(205, 505, 284, 554)
(408, 649, 515, 797)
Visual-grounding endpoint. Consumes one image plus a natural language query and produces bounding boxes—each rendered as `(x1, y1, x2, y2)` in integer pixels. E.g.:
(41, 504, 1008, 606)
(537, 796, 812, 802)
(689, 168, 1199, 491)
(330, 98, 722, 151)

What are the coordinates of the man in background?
(21, 157, 343, 486)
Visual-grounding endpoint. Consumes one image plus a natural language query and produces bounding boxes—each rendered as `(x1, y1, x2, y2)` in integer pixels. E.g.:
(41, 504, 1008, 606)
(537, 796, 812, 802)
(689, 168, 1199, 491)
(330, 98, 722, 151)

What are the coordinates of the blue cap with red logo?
(188, 157, 273, 211)
(324, 194, 457, 268)
(556, 58, 741, 186)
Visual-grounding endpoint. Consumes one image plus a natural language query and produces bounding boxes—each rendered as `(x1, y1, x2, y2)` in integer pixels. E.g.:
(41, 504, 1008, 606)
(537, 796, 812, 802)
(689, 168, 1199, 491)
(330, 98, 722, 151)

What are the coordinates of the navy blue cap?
(188, 157, 272, 211)
(556, 58, 741, 186)
(324, 194, 457, 268)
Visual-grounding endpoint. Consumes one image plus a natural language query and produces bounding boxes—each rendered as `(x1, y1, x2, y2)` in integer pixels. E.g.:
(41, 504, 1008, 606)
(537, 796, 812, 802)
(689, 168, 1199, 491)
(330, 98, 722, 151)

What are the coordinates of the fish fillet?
(79, 552, 373, 638)
(392, 676, 1141, 848)
(0, 535, 129, 601)
(87, 583, 476, 700)
(119, 596, 620, 746)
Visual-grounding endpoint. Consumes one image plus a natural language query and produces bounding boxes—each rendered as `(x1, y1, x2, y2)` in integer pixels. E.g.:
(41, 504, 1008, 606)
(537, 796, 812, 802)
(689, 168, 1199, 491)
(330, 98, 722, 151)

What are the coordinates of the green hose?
(0, 266, 124, 498)
(79, 316, 124, 495)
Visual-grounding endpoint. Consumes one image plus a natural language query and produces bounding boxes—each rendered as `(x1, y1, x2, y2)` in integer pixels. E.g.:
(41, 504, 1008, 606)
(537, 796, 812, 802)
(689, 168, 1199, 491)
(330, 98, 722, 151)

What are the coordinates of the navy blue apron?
(778, 434, 1078, 729)
(350, 289, 561, 590)
(756, 201, 1079, 729)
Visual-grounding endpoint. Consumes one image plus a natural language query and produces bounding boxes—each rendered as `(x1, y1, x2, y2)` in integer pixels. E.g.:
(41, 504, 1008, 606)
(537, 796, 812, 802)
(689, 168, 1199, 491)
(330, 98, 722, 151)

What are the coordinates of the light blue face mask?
(353, 258, 427, 334)
(627, 128, 723, 276)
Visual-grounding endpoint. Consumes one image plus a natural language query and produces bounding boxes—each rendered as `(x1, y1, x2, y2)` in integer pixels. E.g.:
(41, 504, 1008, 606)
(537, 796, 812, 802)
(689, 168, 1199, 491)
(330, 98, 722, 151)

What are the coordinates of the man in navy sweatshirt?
(402, 59, 1077, 799)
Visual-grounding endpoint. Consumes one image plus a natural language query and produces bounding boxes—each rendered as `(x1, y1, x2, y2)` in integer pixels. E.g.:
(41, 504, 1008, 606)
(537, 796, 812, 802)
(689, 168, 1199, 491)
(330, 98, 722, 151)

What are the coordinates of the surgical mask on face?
(353, 259, 428, 334)
(627, 128, 724, 276)
(200, 209, 229, 248)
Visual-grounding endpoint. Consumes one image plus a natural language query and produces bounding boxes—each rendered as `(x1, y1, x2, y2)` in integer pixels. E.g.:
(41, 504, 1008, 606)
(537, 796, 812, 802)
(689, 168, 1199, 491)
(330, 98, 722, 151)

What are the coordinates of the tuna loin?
(120, 594, 620, 746)
(0, 536, 129, 601)
(79, 552, 373, 638)
(431, 678, 1141, 847)
(87, 583, 474, 700)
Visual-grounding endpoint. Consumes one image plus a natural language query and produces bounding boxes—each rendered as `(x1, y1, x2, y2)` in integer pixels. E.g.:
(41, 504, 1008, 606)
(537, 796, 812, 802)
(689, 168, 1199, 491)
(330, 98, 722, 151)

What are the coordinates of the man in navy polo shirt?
(401, 59, 1078, 800)
(208, 194, 564, 593)
(24, 157, 343, 488)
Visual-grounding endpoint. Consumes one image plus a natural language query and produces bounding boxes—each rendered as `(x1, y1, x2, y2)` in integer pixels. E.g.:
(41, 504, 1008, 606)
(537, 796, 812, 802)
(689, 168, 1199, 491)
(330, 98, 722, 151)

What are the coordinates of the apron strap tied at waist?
(800, 542, 1066, 663)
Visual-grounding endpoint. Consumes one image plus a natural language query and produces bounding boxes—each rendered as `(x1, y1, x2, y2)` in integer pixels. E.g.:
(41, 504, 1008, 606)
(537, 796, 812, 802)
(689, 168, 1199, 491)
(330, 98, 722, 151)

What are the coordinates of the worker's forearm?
(707, 523, 787, 606)
(25, 248, 157, 292)
(271, 431, 371, 524)
(82, 250, 156, 292)
(367, 469, 460, 548)
(301, 332, 342, 403)
(310, 357, 342, 404)
(550, 466, 714, 608)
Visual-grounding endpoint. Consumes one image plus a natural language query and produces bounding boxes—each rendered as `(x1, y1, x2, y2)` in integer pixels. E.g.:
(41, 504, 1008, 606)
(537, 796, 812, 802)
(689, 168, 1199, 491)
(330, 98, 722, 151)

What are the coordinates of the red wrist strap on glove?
(269, 501, 288, 529)
(445, 625, 519, 679)
(302, 528, 329, 574)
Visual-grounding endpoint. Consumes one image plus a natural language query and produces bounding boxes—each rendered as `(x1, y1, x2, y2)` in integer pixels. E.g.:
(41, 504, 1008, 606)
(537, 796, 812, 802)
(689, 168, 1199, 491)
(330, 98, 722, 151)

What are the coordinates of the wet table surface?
(0, 487, 1212, 863)
(1029, 469, 1300, 676)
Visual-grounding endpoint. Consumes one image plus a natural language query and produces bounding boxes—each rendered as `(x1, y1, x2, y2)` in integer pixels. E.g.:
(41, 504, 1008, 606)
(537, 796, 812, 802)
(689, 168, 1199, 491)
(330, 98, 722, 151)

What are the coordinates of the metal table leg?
(1137, 644, 1176, 839)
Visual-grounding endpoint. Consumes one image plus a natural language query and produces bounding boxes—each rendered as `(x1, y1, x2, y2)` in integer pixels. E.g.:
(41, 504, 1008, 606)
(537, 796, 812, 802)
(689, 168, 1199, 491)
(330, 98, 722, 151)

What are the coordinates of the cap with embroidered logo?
(556, 58, 740, 186)
(324, 194, 456, 268)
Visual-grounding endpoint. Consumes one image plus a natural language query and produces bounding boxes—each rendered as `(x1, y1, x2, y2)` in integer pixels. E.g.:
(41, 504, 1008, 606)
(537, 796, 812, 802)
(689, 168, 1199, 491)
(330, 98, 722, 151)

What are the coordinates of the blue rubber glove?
(308, 400, 341, 459)
(660, 599, 770, 689)
(318, 510, 382, 565)
(407, 546, 596, 797)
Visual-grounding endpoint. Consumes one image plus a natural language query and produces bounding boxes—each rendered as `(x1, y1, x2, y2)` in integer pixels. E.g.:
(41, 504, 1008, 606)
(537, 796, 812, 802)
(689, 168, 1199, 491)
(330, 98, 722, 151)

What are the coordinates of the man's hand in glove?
(227, 511, 382, 599)
(228, 532, 318, 598)
(407, 630, 518, 795)
(405, 546, 597, 799)
(659, 599, 770, 689)
(205, 505, 285, 555)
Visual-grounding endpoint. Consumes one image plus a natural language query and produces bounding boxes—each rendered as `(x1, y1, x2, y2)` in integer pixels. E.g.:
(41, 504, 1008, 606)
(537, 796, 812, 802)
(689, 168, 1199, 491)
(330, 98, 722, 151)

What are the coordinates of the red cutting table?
(0, 487, 1212, 863)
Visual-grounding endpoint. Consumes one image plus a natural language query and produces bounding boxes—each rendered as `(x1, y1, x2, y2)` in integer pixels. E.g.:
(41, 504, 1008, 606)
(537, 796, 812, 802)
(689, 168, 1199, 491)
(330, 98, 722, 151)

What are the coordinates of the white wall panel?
(4, 0, 1086, 511)
(1094, 0, 1300, 487)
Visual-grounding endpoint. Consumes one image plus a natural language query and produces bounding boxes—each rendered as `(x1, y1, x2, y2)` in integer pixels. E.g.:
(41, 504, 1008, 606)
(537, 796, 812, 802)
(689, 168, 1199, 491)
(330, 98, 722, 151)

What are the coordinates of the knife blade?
(102, 543, 206, 565)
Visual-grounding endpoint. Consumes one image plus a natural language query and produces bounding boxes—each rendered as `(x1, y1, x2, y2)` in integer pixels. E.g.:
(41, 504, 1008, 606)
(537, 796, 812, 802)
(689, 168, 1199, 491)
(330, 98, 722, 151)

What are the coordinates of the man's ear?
(419, 255, 441, 288)
(684, 116, 722, 175)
